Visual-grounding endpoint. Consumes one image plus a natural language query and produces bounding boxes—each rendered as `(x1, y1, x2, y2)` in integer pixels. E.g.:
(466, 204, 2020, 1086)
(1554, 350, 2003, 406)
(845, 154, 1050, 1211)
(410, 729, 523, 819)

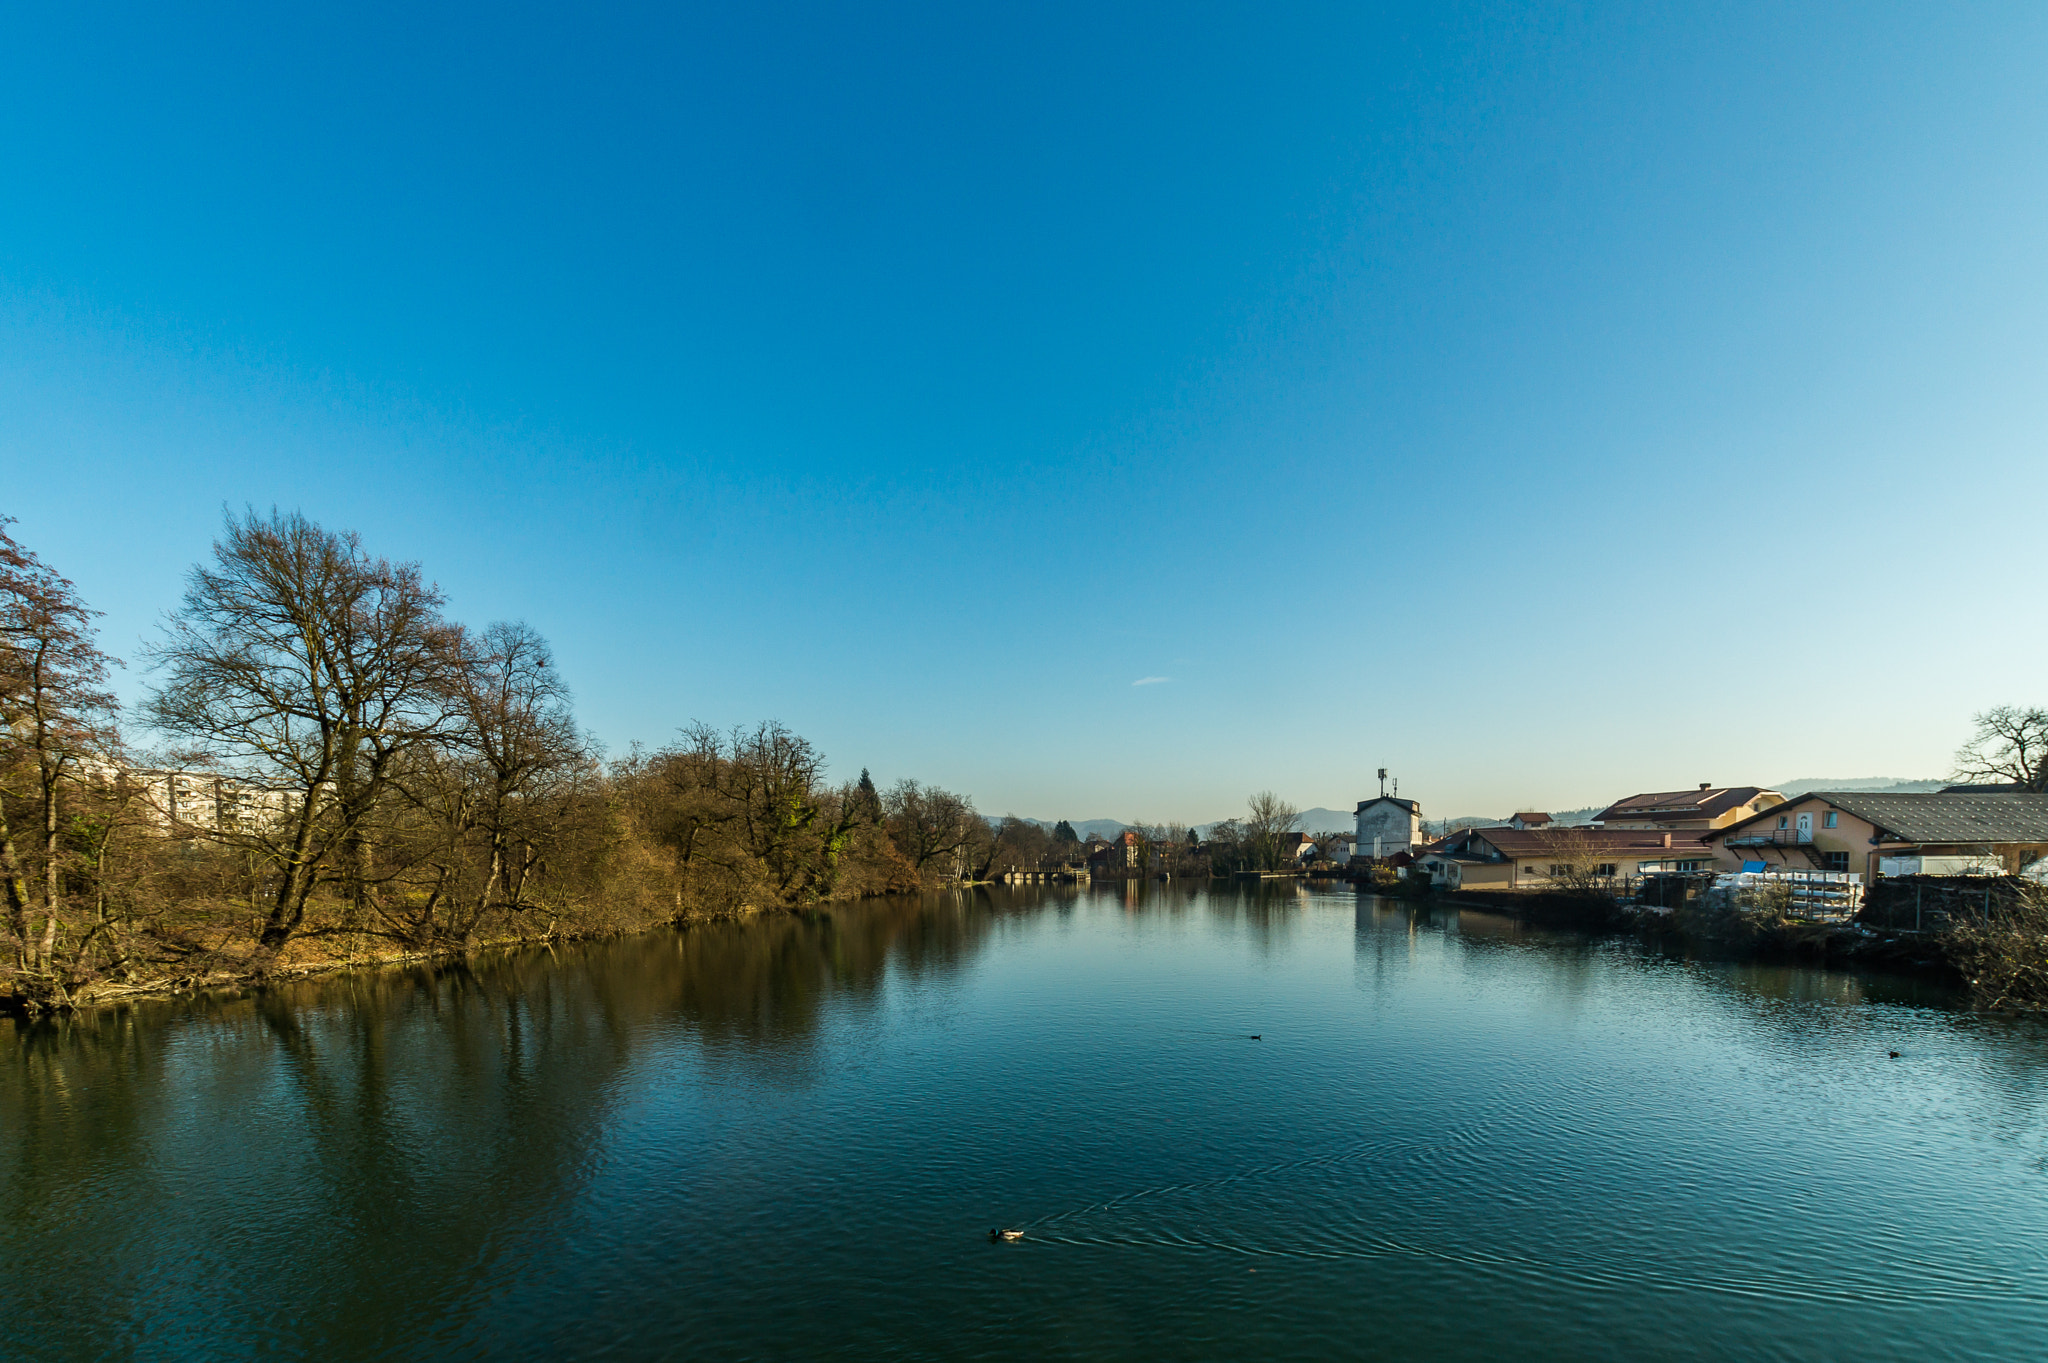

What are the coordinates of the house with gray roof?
(1703, 790, 2048, 880)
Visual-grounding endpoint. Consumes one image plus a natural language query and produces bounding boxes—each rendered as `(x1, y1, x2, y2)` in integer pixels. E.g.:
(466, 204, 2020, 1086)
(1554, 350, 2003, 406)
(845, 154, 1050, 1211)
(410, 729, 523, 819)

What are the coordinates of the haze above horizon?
(5, 2, 2044, 821)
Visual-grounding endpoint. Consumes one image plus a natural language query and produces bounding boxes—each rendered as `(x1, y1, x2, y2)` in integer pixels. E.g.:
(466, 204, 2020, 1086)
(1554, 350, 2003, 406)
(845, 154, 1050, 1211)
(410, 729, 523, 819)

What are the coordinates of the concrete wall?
(1451, 861, 1514, 891)
(1356, 801, 1420, 859)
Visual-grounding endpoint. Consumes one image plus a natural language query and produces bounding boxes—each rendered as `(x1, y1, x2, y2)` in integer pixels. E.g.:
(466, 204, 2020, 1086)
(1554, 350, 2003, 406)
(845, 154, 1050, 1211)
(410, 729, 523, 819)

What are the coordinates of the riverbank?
(0, 903, 775, 1018)
(19, 872, 2023, 1018)
(1424, 885, 1981, 994)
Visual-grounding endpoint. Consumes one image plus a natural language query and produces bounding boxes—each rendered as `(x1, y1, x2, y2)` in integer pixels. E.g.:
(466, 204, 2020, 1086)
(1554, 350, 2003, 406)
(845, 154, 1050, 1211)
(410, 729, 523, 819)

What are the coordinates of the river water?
(7, 884, 2048, 1361)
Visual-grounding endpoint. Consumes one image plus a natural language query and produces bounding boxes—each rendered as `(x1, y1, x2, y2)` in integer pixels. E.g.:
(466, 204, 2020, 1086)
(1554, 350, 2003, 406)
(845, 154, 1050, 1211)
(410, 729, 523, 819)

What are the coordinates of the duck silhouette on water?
(989, 1228, 1025, 1242)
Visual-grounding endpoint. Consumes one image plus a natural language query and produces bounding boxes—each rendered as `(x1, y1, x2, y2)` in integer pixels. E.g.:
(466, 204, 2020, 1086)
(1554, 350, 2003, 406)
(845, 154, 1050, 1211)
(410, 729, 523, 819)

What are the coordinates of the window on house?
(1824, 812, 1838, 829)
(1675, 860, 1705, 872)
(1822, 852, 1850, 872)
(1777, 815, 1789, 829)
(1594, 863, 1618, 877)
(1547, 865, 1565, 877)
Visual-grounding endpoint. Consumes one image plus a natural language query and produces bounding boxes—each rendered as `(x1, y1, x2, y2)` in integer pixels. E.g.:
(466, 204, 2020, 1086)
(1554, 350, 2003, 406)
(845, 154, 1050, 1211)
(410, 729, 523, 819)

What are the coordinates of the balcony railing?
(1724, 829, 1814, 848)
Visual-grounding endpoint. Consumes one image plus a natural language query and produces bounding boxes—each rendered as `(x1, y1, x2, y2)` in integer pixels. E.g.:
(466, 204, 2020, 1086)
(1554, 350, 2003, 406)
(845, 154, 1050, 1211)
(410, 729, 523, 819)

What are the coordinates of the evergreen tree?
(855, 767, 882, 822)
(1052, 819, 1078, 844)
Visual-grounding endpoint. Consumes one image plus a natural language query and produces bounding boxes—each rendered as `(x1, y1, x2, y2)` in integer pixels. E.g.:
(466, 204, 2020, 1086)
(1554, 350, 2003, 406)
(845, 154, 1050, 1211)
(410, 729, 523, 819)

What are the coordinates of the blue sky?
(4, 1, 2046, 822)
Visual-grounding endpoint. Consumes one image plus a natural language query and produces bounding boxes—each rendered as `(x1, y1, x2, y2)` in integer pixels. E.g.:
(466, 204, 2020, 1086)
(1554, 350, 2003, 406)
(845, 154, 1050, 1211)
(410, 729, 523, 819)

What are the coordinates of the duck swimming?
(989, 1228, 1025, 1242)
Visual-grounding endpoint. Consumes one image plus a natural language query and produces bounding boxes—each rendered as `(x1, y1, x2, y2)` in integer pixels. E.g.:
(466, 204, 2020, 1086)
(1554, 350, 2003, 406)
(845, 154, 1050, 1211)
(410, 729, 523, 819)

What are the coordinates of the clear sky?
(4, 1, 2045, 823)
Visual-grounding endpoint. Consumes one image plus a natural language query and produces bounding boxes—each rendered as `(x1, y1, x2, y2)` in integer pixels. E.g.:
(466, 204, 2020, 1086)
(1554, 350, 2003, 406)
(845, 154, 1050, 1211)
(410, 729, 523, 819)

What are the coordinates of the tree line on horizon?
(4, 510, 1294, 1012)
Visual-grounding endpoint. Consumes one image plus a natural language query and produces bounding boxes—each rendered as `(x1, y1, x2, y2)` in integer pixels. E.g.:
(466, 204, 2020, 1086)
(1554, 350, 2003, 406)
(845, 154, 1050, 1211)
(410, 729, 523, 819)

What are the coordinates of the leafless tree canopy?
(1942, 881, 2048, 1010)
(0, 516, 120, 992)
(1953, 706, 2048, 792)
(1241, 791, 1301, 871)
(1, 511, 1044, 1010)
(144, 510, 466, 949)
(883, 779, 982, 879)
(1534, 828, 1617, 895)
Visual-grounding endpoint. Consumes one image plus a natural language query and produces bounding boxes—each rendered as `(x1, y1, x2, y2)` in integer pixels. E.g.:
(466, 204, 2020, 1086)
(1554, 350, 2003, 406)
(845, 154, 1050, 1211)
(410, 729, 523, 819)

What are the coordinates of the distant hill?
(1017, 817, 1133, 841)
(1022, 806, 1359, 840)
(1274, 806, 1355, 835)
(1189, 808, 1355, 837)
(1424, 805, 1603, 831)
(1771, 777, 1946, 798)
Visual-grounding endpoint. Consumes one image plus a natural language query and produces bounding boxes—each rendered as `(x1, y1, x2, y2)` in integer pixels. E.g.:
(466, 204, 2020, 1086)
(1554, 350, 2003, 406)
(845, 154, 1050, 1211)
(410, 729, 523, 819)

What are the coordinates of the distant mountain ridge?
(1770, 777, 1946, 798)
(1020, 806, 1360, 841)
(1016, 817, 1136, 841)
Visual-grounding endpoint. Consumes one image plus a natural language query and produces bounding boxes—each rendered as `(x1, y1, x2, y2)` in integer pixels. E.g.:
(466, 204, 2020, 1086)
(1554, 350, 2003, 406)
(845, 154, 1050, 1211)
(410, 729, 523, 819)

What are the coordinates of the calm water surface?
(8, 884, 2048, 1361)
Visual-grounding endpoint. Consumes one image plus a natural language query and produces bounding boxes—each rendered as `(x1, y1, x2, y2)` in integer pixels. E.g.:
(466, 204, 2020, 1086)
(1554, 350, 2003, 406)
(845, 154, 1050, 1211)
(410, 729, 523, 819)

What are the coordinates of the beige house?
(1594, 785, 1784, 830)
(1704, 791, 2048, 881)
(1418, 826, 1714, 891)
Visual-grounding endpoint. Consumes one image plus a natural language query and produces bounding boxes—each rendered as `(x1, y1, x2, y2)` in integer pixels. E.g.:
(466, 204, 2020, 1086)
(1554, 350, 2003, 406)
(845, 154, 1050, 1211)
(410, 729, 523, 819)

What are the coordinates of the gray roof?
(1808, 791, 2048, 845)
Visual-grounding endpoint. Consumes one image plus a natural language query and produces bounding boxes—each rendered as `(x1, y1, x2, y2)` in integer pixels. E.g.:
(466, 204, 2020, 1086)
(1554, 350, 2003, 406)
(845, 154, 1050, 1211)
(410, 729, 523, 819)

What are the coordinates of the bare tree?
(629, 720, 864, 914)
(395, 621, 589, 944)
(721, 721, 854, 902)
(1124, 821, 1195, 875)
(0, 518, 121, 986)
(1242, 791, 1301, 871)
(1953, 706, 2048, 792)
(1943, 880, 2048, 1010)
(630, 725, 757, 913)
(1204, 818, 1246, 874)
(144, 510, 463, 952)
(979, 816, 1053, 877)
(1534, 828, 1617, 896)
(883, 779, 979, 882)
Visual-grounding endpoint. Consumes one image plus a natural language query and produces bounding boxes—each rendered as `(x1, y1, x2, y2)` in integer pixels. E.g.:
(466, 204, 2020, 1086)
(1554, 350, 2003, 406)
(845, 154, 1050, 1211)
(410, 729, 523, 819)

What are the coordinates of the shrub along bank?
(1417, 874, 2048, 1009)
(0, 513, 1044, 1015)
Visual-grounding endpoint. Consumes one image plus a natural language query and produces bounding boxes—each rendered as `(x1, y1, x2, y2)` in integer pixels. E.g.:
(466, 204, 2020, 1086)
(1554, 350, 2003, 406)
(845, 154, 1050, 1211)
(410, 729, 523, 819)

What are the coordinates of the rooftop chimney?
(1699, 782, 1711, 790)
(1662, 832, 1672, 848)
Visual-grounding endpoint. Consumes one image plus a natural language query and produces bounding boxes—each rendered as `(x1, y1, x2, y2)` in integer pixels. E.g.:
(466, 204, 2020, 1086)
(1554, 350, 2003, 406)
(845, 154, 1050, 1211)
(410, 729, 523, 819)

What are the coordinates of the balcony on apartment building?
(1723, 828, 1816, 848)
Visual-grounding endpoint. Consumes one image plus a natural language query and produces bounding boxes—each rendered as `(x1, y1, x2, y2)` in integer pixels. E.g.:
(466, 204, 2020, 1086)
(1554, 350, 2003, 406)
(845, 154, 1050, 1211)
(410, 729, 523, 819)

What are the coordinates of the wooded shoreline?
(3, 513, 1334, 1016)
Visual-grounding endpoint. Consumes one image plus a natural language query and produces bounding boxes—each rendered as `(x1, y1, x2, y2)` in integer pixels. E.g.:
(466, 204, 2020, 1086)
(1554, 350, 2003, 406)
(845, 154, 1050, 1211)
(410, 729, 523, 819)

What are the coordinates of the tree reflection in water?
(6, 885, 2047, 1363)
